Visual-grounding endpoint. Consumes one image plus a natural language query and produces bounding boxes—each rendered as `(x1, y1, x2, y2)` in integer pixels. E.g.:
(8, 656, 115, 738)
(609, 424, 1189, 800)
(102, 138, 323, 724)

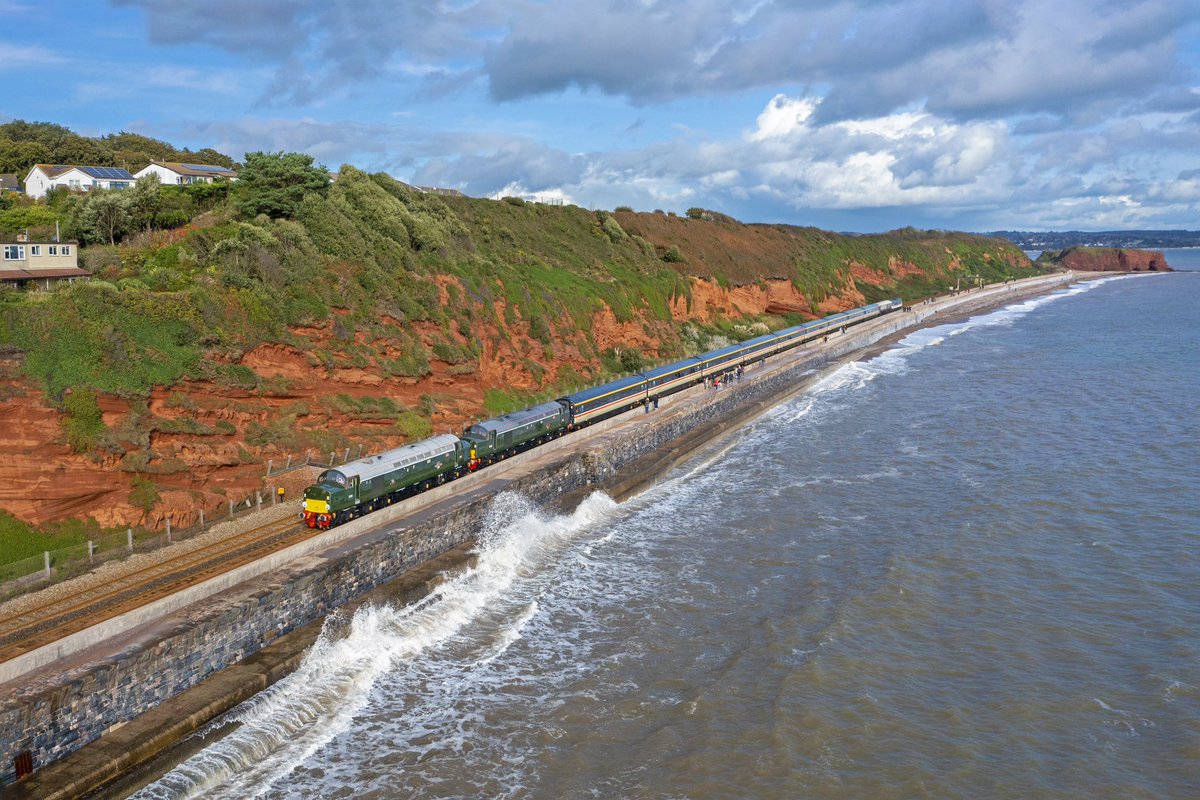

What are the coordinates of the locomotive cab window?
(318, 470, 349, 488)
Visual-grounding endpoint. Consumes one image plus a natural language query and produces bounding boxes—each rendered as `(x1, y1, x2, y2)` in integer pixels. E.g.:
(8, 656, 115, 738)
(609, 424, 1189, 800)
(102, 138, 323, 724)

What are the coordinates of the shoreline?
(5, 272, 1089, 798)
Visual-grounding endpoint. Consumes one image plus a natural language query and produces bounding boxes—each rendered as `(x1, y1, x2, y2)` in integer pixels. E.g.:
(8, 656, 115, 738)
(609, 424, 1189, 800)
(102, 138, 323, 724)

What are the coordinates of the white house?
(23, 165, 136, 199)
(134, 161, 237, 185)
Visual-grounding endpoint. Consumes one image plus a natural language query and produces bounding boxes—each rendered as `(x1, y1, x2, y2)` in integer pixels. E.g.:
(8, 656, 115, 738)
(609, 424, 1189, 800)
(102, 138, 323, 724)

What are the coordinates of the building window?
(49, 245, 58, 256)
(61, 245, 71, 255)
(3, 245, 25, 260)
(110, 182, 129, 190)
(68, 179, 81, 189)
(30, 245, 40, 256)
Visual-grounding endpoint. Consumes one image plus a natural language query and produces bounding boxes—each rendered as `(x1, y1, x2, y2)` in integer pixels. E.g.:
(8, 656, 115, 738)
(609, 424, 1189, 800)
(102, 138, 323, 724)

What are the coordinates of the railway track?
(0, 515, 324, 664)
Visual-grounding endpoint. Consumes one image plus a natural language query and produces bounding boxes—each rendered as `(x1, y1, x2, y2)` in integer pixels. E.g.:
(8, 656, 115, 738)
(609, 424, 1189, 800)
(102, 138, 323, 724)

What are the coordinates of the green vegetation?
(0, 122, 1043, 436)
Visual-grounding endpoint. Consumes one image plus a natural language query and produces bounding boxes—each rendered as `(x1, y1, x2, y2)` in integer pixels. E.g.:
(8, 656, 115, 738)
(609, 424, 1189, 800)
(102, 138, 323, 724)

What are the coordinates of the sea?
(134, 251, 1200, 800)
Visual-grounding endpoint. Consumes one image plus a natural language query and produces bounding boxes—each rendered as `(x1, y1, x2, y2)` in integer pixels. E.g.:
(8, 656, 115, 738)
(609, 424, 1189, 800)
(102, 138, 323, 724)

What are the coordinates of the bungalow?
(0, 236, 89, 290)
(23, 165, 136, 199)
(134, 161, 238, 185)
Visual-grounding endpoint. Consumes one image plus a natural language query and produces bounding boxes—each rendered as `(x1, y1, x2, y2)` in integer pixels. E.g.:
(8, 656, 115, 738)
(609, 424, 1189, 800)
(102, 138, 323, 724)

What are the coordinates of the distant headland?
(988, 230, 1200, 250)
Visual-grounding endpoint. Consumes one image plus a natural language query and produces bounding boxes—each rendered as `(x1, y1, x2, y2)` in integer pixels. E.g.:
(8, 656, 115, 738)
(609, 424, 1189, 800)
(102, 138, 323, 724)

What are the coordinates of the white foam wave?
(134, 491, 618, 799)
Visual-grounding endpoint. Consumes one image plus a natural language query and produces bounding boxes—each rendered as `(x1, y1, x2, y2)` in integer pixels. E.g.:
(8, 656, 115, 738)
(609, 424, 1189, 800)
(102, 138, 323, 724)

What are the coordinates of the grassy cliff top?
(1, 162, 1043, 405)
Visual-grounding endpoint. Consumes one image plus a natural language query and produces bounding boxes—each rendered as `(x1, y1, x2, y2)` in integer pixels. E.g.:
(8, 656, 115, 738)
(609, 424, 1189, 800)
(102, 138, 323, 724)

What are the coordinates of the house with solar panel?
(23, 164, 136, 199)
(134, 161, 237, 186)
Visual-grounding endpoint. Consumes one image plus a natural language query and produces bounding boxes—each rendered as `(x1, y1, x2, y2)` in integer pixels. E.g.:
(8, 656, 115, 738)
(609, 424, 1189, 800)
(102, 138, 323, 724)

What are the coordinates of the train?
(302, 298, 902, 529)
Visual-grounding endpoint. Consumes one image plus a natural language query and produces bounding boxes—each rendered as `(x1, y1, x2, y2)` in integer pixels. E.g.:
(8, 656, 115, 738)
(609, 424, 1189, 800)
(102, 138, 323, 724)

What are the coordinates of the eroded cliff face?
(0, 273, 879, 530)
(1046, 247, 1172, 273)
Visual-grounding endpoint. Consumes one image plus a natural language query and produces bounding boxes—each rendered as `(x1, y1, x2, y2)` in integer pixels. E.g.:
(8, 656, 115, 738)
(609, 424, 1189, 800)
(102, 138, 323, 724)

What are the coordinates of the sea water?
(136, 264, 1199, 799)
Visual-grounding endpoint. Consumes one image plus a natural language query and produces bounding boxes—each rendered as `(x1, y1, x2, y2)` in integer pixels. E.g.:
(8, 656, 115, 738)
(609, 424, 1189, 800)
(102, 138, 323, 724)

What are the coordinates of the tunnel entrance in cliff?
(1148, 260, 1160, 271)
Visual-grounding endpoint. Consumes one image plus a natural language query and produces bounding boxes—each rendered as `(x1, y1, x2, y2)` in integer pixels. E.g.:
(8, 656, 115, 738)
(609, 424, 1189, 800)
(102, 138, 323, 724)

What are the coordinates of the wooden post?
(266, 458, 273, 476)
(329, 451, 335, 466)
(166, 519, 172, 541)
(286, 454, 292, 470)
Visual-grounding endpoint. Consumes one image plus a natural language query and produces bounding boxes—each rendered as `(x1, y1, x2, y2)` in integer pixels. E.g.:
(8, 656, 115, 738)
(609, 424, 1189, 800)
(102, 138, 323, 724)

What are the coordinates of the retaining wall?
(0, 272, 1074, 784)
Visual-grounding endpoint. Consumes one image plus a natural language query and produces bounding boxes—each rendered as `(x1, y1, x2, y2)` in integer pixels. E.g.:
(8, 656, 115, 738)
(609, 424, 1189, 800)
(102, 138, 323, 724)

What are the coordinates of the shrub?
(62, 388, 105, 453)
(396, 409, 433, 440)
(129, 475, 161, 515)
(662, 246, 684, 263)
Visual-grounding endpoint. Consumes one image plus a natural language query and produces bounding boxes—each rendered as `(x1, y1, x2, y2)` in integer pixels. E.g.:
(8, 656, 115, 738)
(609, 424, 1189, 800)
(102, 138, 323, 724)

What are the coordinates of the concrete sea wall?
(0, 273, 1074, 791)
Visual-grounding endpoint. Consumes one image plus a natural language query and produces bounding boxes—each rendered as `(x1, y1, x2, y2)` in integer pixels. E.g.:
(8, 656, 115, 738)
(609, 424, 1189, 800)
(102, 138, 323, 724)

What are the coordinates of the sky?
(3, 0, 1200, 233)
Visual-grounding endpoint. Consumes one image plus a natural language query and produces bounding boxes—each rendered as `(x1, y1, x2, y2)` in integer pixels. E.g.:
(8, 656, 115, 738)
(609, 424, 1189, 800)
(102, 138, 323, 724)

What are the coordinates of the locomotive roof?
(334, 433, 461, 482)
(560, 373, 646, 405)
(468, 401, 566, 436)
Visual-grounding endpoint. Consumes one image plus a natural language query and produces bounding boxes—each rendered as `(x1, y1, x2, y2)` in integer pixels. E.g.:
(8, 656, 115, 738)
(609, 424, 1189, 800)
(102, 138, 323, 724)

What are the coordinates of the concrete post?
(199, 509, 205, 529)
(266, 459, 273, 476)
(344, 447, 350, 463)
(329, 451, 335, 466)
(43, 551, 51, 578)
(88, 540, 94, 564)
(229, 501, 235, 518)
(127, 529, 133, 551)
(256, 492, 262, 511)
(166, 519, 172, 541)
(286, 454, 292, 470)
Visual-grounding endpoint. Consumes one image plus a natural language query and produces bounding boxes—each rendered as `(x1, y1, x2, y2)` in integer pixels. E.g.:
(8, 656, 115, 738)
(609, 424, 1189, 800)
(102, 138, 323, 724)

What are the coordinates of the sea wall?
(0, 272, 1074, 790)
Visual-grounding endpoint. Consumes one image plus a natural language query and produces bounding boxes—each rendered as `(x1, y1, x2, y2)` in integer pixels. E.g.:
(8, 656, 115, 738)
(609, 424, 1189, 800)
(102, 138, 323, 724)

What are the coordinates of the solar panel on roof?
(183, 164, 231, 173)
(79, 166, 134, 179)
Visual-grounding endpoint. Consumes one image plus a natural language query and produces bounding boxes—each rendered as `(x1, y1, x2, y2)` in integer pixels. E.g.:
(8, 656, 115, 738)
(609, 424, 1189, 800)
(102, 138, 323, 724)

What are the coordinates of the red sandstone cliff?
(1042, 247, 1172, 273)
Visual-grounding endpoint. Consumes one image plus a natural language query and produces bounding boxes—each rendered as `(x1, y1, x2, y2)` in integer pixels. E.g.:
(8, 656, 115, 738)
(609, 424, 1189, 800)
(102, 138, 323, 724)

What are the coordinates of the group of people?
(711, 364, 746, 390)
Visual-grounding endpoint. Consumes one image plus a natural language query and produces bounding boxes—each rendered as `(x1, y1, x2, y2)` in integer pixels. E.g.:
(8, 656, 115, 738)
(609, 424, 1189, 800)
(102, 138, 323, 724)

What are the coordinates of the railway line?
(0, 274, 1073, 681)
(0, 515, 318, 664)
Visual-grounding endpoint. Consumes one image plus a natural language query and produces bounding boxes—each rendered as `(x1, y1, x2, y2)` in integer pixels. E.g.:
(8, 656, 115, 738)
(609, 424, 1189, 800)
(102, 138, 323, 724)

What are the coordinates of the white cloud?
(0, 43, 64, 69)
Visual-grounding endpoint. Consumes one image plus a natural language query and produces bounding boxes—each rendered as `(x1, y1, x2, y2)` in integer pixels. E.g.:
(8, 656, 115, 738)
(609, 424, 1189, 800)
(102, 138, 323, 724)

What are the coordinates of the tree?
(232, 151, 330, 219)
(77, 191, 132, 245)
(127, 174, 161, 232)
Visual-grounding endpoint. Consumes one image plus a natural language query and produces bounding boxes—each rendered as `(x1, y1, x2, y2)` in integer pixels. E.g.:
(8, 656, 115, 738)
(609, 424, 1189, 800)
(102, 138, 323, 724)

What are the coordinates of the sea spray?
(134, 490, 619, 800)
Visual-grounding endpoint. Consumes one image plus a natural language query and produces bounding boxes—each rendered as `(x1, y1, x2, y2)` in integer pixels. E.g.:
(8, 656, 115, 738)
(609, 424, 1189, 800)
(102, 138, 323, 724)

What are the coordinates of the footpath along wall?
(0, 272, 1074, 785)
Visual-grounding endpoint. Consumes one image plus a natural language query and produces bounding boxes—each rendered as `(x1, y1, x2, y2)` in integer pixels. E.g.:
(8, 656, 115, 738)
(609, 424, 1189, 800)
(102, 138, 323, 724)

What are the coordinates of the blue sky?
(3, 0, 1199, 232)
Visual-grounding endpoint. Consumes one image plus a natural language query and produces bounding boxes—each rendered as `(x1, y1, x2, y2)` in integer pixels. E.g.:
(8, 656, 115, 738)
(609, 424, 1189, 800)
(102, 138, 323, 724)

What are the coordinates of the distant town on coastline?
(987, 230, 1200, 249)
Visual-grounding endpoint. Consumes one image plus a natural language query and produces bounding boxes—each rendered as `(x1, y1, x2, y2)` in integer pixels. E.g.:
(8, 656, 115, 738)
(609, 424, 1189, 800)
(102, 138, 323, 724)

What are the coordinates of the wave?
(133, 491, 619, 799)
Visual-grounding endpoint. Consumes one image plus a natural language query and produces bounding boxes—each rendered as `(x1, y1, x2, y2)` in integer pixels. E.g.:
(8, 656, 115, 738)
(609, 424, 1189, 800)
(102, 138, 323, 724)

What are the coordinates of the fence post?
(344, 447, 351, 463)
(272, 487, 278, 506)
(43, 551, 51, 578)
(200, 508, 205, 529)
(88, 540, 94, 564)
(229, 500, 234, 518)
(266, 458, 273, 476)
(256, 492, 262, 511)
(329, 451, 335, 466)
(286, 454, 292, 470)
(305, 449, 311, 465)
(127, 528, 133, 552)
